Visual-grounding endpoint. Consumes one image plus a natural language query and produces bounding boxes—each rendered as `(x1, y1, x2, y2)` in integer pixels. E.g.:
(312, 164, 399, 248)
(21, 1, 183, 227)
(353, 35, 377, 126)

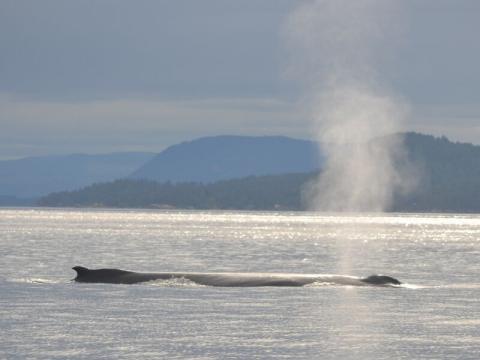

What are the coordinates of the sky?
(1, 0, 480, 159)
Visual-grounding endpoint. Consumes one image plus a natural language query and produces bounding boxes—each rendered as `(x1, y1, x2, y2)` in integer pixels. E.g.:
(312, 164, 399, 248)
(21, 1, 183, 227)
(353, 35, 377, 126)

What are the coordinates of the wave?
(9, 277, 63, 284)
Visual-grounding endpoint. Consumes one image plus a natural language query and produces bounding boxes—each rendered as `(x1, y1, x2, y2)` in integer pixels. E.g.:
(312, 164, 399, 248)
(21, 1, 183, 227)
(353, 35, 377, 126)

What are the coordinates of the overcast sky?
(1, 0, 480, 159)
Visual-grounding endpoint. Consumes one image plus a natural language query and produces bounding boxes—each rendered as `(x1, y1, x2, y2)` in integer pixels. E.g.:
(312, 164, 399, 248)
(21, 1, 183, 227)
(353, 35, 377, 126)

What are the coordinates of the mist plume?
(286, 0, 414, 212)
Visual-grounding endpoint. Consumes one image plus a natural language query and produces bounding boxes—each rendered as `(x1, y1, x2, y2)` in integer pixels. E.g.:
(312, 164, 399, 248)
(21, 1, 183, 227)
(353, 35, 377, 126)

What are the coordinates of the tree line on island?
(38, 173, 311, 211)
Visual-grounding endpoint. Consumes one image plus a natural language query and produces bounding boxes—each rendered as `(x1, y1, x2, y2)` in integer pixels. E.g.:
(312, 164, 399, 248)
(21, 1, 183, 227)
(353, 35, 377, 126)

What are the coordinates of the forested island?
(38, 174, 310, 210)
(38, 133, 480, 213)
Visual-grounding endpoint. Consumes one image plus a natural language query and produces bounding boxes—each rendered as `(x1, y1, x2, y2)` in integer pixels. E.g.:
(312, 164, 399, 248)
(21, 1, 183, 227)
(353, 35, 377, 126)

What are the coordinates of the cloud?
(1, 0, 480, 159)
(0, 94, 302, 159)
(1, 93, 479, 160)
(0, 0, 293, 100)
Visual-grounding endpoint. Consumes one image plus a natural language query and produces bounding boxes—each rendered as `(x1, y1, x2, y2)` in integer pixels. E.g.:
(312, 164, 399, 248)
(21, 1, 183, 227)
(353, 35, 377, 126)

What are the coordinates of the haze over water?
(1, 208, 479, 359)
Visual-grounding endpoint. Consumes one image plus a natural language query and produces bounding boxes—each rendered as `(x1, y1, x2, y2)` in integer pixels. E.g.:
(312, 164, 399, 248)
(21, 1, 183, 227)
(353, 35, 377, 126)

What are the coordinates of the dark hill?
(130, 135, 321, 183)
(392, 132, 480, 212)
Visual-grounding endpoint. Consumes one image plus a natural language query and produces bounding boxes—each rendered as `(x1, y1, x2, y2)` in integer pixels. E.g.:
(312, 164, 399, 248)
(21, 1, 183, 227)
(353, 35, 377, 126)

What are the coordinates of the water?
(1, 208, 479, 359)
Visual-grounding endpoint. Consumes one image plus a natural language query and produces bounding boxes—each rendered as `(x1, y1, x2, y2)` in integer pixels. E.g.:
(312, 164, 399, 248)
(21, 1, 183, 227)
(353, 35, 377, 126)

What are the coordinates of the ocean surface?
(1, 208, 479, 359)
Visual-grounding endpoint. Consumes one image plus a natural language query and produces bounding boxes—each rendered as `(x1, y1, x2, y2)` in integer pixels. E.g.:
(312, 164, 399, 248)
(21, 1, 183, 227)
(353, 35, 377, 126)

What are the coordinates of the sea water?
(1, 208, 479, 359)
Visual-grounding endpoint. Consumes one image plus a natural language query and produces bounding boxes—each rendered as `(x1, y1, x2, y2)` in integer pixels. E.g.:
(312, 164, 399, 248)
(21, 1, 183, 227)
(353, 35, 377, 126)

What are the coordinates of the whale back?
(72, 266, 403, 287)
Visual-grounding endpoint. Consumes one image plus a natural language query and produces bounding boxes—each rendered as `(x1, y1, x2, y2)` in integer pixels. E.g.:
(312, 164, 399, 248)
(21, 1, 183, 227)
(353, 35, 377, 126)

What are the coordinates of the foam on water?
(9, 277, 63, 285)
(147, 277, 206, 288)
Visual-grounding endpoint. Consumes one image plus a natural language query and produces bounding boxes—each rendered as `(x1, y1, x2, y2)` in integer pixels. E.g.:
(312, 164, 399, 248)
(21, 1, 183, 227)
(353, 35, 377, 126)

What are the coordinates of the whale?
(72, 266, 401, 287)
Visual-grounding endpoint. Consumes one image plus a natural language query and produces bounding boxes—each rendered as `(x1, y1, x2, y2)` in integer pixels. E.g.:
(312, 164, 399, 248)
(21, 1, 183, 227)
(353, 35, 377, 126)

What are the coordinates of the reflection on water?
(1, 208, 479, 359)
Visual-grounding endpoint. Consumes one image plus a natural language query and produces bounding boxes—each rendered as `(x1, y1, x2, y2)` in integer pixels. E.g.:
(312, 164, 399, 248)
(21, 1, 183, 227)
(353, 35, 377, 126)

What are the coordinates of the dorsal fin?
(72, 266, 89, 276)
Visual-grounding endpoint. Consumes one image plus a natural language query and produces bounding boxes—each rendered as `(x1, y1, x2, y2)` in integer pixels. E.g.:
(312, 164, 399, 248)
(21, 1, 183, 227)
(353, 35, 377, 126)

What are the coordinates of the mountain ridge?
(130, 135, 321, 183)
(38, 132, 480, 213)
(0, 152, 155, 198)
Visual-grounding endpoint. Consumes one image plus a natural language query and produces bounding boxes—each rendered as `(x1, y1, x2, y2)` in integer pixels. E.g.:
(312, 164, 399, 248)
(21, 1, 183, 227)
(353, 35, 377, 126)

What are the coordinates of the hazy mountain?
(39, 133, 480, 213)
(130, 135, 321, 183)
(0, 195, 37, 207)
(0, 152, 154, 198)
